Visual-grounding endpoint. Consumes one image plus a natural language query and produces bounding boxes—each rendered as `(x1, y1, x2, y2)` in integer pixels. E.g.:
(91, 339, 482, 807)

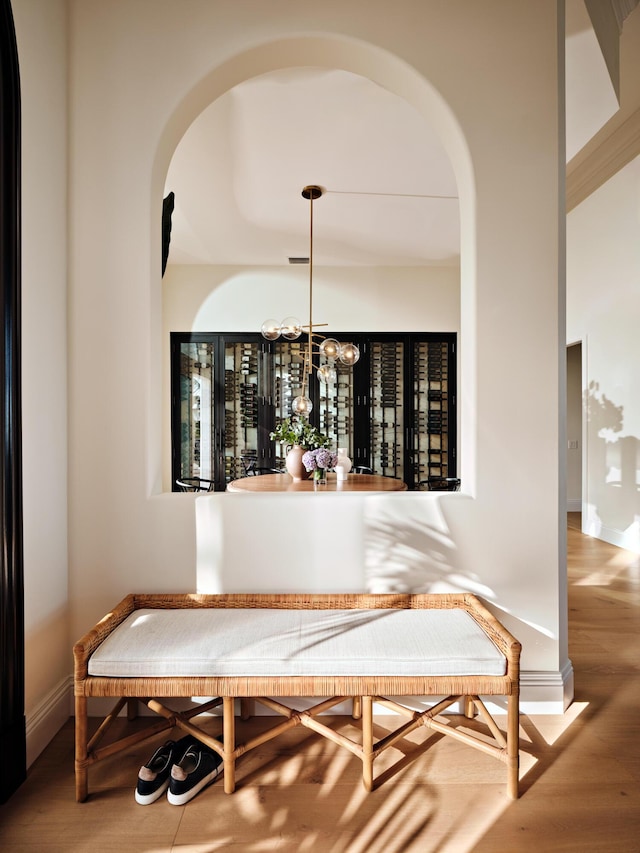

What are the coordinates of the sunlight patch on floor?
(520, 701, 589, 747)
(572, 548, 640, 586)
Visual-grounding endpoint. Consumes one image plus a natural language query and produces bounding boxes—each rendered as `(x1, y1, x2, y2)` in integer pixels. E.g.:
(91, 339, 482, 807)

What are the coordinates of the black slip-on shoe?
(135, 735, 197, 805)
(167, 739, 223, 806)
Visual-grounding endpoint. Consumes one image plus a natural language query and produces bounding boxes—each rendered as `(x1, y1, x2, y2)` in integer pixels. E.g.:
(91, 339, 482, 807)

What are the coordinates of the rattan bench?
(73, 592, 521, 801)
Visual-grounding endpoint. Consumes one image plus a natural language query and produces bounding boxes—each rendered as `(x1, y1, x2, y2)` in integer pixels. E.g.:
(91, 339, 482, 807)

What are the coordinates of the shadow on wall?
(585, 381, 640, 548)
(363, 495, 496, 599)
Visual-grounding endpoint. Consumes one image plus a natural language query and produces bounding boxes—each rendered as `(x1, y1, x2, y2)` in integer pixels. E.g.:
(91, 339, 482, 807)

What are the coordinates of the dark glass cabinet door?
(367, 338, 406, 480)
(407, 337, 456, 489)
(318, 353, 357, 462)
(172, 334, 270, 491)
(272, 338, 309, 468)
(175, 339, 215, 485)
(220, 338, 266, 484)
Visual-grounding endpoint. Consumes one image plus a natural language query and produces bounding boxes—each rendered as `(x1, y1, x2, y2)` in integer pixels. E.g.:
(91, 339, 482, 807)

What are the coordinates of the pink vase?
(285, 445, 309, 481)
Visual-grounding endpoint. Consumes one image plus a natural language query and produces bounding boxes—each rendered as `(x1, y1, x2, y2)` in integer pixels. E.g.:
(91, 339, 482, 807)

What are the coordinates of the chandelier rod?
(308, 187, 313, 385)
(302, 185, 322, 392)
(260, 184, 359, 417)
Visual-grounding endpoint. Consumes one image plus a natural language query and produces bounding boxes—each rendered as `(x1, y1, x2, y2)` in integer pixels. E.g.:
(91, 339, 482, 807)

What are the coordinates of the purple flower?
(302, 450, 317, 471)
(302, 447, 338, 472)
(316, 448, 337, 469)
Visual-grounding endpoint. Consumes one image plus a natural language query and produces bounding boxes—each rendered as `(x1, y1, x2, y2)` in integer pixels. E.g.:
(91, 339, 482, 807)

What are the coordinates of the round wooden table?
(226, 473, 407, 492)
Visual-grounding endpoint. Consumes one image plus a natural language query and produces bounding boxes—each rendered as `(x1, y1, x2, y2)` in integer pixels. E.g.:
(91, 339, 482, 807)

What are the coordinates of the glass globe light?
(291, 395, 313, 415)
(339, 342, 360, 366)
(319, 338, 341, 359)
(317, 363, 337, 384)
(261, 319, 281, 341)
(280, 316, 303, 340)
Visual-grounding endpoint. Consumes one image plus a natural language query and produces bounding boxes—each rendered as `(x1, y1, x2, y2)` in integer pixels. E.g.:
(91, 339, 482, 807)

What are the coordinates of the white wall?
(13, 0, 70, 764)
(72, 0, 565, 698)
(162, 262, 460, 489)
(14, 0, 567, 745)
(162, 264, 460, 335)
(567, 154, 640, 552)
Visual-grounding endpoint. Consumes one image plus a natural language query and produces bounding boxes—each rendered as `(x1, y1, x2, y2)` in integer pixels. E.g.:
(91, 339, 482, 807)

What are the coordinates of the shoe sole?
(135, 777, 170, 805)
(167, 766, 221, 806)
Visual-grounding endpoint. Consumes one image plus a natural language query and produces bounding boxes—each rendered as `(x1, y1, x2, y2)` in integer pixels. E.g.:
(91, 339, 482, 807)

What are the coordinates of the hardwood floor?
(2, 514, 639, 852)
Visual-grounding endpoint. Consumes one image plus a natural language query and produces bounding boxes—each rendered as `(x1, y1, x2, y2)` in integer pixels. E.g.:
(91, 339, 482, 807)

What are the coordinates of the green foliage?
(269, 416, 330, 450)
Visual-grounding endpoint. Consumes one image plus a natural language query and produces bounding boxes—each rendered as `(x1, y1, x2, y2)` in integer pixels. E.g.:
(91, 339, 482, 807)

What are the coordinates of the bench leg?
(223, 696, 236, 794)
(127, 698, 138, 721)
(352, 696, 362, 720)
(240, 698, 254, 720)
(75, 696, 89, 802)
(507, 692, 519, 799)
(463, 695, 476, 718)
(362, 695, 374, 792)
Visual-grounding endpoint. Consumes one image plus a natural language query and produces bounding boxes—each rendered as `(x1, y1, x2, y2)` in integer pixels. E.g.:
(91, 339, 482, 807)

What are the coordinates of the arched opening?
(150, 35, 476, 495)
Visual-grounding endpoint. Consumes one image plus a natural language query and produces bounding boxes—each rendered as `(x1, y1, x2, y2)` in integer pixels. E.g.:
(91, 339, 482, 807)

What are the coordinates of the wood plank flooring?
(1, 514, 639, 852)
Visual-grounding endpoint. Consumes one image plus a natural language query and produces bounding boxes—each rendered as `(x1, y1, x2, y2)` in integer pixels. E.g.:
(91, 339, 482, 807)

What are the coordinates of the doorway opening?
(566, 341, 583, 516)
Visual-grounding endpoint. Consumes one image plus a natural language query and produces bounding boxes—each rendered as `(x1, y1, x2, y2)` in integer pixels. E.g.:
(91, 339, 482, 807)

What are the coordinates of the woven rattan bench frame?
(73, 592, 521, 801)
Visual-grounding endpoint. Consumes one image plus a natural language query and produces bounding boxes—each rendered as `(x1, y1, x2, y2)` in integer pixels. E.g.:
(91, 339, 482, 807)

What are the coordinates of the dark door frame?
(0, 0, 26, 803)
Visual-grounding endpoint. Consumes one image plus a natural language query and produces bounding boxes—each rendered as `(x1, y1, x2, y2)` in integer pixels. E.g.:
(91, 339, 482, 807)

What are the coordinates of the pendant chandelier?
(261, 185, 360, 416)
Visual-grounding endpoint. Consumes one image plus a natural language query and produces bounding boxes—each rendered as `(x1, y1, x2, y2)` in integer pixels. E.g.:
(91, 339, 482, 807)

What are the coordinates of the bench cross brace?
(75, 691, 519, 800)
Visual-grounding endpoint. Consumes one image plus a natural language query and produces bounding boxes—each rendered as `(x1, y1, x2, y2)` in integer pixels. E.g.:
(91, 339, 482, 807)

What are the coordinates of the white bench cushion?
(88, 608, 506, 678)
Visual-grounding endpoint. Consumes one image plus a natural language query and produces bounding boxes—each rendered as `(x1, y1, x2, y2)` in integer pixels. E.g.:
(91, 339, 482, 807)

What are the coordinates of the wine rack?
(411, 339, 451, 486)
(370, 340, 404, 479)
(171, 332, 456, 491)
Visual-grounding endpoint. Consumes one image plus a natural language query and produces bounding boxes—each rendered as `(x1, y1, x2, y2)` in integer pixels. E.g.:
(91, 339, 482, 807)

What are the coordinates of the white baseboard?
(26, 675, 73, 767)
(519, 659, 574, 714)
(588, 522, 640, 554)
(566, 499, 582, 512)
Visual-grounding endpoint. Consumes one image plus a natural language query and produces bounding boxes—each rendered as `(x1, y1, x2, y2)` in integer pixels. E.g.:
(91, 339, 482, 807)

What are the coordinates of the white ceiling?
(164, 3, 618, 269)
